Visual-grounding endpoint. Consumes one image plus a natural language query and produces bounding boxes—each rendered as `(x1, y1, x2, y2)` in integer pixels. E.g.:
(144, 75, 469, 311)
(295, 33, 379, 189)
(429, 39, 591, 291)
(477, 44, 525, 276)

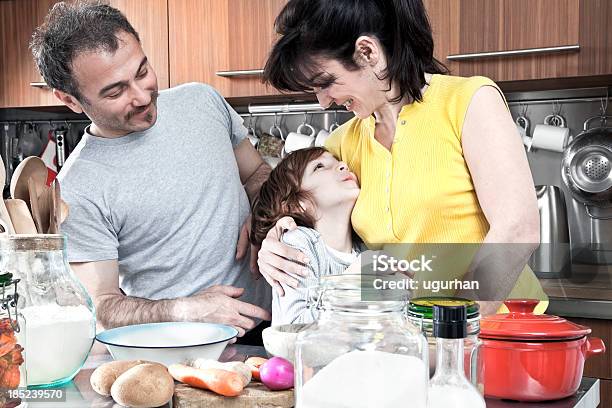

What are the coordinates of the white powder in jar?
(299, 350, 428, 408)
(428, 384, 486, 408)
(17, 304, 95, 385)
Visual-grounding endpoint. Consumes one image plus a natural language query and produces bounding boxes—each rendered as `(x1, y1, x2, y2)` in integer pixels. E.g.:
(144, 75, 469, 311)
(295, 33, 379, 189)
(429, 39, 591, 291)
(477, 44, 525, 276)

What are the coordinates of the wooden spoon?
(5, 199, 37, 234)
(48, 180, 60, 234)
(0, 155, 15, 234)
(60, 199, 69, 225)
(28, 178, 44, 233)
(10, 156, 47, 204)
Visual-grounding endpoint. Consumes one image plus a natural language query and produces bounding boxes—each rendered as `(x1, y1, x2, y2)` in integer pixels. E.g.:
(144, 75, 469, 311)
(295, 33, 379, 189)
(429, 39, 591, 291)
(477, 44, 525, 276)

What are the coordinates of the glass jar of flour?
(295, 274, 429, 408)
(1, 235, 95, 388)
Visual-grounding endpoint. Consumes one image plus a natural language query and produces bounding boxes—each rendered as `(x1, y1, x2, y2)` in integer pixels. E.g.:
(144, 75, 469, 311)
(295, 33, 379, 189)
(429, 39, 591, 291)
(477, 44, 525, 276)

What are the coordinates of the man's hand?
(173, 285, 271, 337)
(236, 215, 259, 278)
(256, 217, 310, 296)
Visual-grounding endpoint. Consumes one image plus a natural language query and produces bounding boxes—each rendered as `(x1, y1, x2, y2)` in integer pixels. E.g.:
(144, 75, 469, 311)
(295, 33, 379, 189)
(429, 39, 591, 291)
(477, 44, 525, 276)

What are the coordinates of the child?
(251, 147, 361, 325)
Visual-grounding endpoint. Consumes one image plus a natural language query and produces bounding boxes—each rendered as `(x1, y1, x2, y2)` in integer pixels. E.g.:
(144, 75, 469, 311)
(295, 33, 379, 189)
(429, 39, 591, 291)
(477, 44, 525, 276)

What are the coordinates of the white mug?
(530, 124, 570, 153)
(282, 123, 316, 157)
(315, 129, 330, 147)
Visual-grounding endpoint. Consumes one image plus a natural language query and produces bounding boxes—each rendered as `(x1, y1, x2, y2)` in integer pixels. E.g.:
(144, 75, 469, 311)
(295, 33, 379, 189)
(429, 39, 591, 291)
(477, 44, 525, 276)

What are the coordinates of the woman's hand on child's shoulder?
(257, 216, 311, 296)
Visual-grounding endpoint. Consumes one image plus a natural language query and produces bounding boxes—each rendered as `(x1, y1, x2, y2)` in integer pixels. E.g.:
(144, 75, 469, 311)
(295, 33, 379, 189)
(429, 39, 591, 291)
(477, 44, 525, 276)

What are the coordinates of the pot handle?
(584, 337, 606, 358)
(504, 299, 539, 314)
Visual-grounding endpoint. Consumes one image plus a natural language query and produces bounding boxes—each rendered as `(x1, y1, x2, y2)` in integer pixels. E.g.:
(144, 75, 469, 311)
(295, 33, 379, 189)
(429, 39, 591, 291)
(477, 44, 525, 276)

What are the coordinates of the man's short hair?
(30, 1, 140, 103)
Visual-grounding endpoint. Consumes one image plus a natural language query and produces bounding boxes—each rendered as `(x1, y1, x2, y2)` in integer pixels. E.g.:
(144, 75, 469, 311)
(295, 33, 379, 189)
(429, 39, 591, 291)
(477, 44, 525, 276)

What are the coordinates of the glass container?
(295, 274, 428, 408)
(1, 235, 96, 388)
(428, 305, 486, 408)
(407, 297, 482, 390)
(0, 272, 26, 407)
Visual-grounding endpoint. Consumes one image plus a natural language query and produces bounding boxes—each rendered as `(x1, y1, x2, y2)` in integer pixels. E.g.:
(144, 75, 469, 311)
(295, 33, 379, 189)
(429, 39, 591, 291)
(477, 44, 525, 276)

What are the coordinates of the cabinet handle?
(446, 44, 580, 61)
(29, 82, 50, 88)
(216, 69, 264, 77)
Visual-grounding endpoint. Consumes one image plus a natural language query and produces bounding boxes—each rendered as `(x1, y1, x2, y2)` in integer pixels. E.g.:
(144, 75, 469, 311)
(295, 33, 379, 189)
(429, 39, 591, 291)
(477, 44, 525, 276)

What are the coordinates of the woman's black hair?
(263, 0, 448, 104)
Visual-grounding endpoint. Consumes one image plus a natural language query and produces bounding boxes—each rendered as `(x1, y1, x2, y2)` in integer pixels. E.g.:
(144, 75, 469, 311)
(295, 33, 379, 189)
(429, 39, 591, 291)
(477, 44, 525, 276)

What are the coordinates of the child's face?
(301, 152, 360, 214)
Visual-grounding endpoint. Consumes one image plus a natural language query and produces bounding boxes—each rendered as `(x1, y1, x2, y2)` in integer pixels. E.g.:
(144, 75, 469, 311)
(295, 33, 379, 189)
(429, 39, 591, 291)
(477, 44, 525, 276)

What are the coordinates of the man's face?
(70, 31, 159, 137)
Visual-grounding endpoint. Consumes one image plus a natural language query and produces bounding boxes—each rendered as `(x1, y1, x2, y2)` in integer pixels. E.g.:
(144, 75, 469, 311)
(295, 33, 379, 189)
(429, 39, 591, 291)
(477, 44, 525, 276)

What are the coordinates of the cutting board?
(173, 382, 294, 408)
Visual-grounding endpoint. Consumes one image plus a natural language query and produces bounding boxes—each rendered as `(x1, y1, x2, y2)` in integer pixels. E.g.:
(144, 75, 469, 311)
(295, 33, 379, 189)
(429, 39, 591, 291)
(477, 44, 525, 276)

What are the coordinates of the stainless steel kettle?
(529, 185, 571, 278)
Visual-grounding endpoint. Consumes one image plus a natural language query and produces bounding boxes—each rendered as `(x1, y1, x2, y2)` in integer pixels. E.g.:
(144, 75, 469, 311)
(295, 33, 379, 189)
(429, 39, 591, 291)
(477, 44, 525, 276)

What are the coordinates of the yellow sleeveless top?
(326, 74, 547, 312)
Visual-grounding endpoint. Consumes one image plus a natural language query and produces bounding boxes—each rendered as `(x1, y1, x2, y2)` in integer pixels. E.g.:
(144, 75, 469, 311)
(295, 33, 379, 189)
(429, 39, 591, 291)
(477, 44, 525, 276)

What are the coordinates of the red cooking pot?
(479, 299, 606, 402)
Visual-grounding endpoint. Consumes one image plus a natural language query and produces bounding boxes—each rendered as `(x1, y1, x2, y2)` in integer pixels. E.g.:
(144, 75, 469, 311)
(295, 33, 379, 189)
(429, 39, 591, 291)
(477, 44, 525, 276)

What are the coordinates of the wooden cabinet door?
(426, 0, 583, 81)
(0, 0, 61, 108)
(0, 0, 169, 108)
(222, 0, 286, 97)
(109, 0, 170, 90)
(169, 0, 286, 98)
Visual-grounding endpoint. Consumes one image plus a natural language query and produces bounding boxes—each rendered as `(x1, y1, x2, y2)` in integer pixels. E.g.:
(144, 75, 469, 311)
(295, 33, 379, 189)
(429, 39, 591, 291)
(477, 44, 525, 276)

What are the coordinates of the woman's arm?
(459, 86, 540, 313)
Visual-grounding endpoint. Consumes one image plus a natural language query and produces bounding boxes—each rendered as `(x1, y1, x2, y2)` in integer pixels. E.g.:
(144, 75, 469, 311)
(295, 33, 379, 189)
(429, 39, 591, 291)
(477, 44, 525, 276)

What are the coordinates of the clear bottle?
(295, 274, 429, 408)
(1, 235, 96, 388)
(0, 272, 26, 407)
(428, 305, 485, 408)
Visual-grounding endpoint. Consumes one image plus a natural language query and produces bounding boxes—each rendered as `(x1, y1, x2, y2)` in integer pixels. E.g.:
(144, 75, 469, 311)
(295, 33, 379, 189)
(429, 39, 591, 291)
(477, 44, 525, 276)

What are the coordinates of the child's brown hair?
(250, 147, 328, 245)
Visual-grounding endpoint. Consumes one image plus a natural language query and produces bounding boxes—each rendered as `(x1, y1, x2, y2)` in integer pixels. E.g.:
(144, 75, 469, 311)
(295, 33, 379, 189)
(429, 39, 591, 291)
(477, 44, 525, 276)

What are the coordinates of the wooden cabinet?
(425, 0, 612, 82)
(109, 0, 170, 90)
(169, 0, 285, 98)
(0, 0, 169, 108)
(0, 0, 61, 108)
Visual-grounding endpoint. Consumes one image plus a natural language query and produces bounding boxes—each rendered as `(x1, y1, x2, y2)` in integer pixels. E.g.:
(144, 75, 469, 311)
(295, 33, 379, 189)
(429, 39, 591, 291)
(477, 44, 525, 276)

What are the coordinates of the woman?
(256, 0, 547, 314)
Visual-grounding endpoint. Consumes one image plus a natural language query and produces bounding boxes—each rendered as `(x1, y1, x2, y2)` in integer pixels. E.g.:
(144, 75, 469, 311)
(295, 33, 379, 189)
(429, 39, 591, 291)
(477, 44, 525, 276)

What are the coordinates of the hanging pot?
(479, 300, 605, 402)
(561, 115, 612, 218)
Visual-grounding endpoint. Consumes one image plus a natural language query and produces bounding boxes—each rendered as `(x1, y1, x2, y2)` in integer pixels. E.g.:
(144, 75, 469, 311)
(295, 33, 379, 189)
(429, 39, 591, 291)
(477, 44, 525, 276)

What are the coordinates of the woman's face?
(300, 152, 360, 215)
(312, 58, 386, 120)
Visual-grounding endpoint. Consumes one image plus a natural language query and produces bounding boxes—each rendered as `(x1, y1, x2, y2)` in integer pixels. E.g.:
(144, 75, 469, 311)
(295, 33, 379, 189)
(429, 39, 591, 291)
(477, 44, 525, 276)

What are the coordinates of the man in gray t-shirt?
(31, 2, 271, 336)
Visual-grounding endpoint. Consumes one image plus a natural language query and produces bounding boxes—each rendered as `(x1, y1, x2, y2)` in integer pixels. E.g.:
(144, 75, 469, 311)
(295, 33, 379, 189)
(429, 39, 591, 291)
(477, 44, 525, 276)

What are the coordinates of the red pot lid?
(480, 299, 591, 341)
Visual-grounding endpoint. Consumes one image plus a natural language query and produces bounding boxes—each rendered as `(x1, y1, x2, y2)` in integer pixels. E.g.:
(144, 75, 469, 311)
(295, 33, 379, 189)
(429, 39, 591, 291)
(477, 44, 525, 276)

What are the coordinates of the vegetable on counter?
(245, 356, 268, 381)
(111, 363, 174, 408)
(259, 357, 294, 391)
(188, 358, 251, 386)
(90, 360, 174, 407)
(169, 363, 245, 397)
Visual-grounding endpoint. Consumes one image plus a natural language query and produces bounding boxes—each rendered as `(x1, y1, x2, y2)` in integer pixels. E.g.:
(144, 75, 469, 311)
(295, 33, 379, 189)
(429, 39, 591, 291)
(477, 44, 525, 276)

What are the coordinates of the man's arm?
(234, 138, 271, 203)
(71, 260, 270, 335)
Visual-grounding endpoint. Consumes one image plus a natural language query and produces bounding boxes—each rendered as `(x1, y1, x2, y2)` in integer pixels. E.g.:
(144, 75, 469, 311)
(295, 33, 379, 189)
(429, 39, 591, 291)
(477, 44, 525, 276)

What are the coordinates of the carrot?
(168, 364, 244, 397)
(244, 357, 268, 381)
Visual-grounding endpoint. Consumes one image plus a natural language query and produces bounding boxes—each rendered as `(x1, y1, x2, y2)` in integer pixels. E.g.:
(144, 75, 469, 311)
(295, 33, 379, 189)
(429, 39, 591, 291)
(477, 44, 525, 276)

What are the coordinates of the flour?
(428, 384, 486, 408)
(17, 304, 95, 385)
(299, 350, 427, 408)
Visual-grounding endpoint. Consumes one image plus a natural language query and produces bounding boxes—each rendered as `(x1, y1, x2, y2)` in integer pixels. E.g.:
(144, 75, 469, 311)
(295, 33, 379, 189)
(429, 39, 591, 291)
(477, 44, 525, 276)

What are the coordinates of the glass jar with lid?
(407, 297, 482, 390)
(295, 274, 429, 408)
(1, 235, 96, 388)
(0, 272, 26, 407)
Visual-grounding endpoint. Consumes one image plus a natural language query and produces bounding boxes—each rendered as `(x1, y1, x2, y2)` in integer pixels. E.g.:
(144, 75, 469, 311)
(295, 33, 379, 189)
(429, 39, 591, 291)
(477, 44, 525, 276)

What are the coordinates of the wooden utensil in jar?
(48, 180, 61, 234)
(4, 199, 37, 234)
(28, 178, 44, 233)
(0, 155, 15, 234)
(10, 156, 47, 204)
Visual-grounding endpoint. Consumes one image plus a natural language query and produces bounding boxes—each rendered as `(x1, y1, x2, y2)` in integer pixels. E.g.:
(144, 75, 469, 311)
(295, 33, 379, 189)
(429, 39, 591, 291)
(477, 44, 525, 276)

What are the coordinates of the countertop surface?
(21, 343, 601, 408)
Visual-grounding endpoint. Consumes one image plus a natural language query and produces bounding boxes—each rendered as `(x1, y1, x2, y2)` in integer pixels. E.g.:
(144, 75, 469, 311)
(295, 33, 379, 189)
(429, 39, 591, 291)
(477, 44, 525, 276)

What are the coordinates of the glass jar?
(0, 272, 26, 408)
(1, 235, 96, 388)
(295, 274, 429, 408)
(407, 297, 482, 391)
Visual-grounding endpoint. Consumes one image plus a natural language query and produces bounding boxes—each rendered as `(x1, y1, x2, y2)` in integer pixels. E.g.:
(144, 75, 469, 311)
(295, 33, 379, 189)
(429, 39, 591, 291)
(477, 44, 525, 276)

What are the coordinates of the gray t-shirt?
(58, 83, 271, 312)
(273, 227, 359, 326)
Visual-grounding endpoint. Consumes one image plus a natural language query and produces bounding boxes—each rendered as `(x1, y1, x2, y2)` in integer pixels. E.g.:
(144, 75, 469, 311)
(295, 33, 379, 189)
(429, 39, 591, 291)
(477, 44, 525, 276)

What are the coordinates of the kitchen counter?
(23, 344, 601, 408)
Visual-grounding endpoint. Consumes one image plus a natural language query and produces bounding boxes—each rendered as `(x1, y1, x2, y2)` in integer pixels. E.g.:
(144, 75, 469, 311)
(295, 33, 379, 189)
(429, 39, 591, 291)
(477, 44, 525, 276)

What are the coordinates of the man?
(30, 2, 272, 337)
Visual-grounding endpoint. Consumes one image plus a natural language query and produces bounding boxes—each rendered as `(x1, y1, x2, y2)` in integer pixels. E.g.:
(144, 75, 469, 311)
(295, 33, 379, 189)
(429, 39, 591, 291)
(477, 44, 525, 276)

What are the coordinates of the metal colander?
(561, 116, 612, 207)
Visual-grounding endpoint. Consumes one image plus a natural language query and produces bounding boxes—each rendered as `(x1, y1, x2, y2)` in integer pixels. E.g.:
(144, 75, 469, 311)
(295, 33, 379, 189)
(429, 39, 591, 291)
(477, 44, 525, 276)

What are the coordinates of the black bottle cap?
(433, 304, 468, 339)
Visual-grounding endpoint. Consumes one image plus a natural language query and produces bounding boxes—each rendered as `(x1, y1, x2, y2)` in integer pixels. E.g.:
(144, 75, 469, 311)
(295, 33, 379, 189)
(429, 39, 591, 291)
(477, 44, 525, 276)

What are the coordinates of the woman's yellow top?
(325, 74, 548, 312)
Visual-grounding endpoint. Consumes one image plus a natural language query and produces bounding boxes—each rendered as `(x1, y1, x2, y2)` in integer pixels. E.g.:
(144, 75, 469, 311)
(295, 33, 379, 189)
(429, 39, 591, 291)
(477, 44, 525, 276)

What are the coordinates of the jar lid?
(409, 297, 480, 319)
(480, 299, 591, 341)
